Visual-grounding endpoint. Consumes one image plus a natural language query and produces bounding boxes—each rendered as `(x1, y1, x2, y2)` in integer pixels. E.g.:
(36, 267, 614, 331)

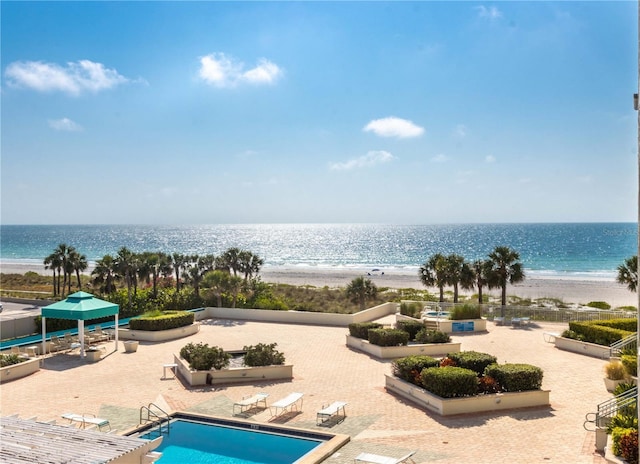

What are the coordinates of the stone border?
(118, 322, 200, 342)
(0, 357, 40, 383)
(553, 336, 611, 359)
(173, 354, 293, 386)
(385, 375, 550, 416)
(346, 335, 460, 359)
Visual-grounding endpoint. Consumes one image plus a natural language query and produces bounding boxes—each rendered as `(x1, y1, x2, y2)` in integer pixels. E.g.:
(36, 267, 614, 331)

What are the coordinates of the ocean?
(0, 223, 636, 280)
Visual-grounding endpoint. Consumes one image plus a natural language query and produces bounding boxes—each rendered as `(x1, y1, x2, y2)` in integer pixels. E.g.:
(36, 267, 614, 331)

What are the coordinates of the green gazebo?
(41, 291, 119, 358)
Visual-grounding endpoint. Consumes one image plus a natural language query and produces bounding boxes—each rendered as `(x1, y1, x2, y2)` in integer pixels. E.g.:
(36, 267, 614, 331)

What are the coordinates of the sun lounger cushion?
(316, 401, 347, 425)
(269, 392, 303, 417)
(355, 450, 417, 464)
(233, 393, 269, 415)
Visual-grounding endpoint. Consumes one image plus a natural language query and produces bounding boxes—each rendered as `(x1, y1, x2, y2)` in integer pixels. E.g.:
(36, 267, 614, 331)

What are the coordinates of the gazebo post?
(79, 320, 85, 358)
(42, 317, 46, 357)
(114, 314, 119, 351)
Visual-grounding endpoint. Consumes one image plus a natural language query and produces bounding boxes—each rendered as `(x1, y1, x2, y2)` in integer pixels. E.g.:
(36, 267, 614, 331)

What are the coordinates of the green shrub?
(613, 382, 637, 396)
(605, 361, 627, 380)
(392, 355, 440, 384)
(129, 310, 194, 331)
(348, 322, 383, 339)
(619, 429, 639, 464)
(415, 329, 451, 344)
(586, 301, 611, 310)
(561, 329, 585, 341)
(607, 412, 639, 434)
(568, 321, 633, 346)
(180, 342, 230, 371)
(420, 366, 478, 398)
(242, 342, 285, 366)
(399, 302, 423, 318)
(396, 320, 425, 340)
(621, 354, 638, 377)
(449, 304, 481, 320)
(484, 363, 543, 392)
(0, 354, 26, 367)
(447, 351, 497, 376)
(368, 328, 409, 347)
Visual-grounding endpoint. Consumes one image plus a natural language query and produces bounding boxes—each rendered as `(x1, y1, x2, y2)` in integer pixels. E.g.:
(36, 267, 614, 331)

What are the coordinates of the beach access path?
(0, 318, 608, 464)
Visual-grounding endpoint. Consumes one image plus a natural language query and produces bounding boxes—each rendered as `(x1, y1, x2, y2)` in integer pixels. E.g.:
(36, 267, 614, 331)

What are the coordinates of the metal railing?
(610, 333, 638, 357)
(584, 386, 638, 431)
(139, 403, 171, 437)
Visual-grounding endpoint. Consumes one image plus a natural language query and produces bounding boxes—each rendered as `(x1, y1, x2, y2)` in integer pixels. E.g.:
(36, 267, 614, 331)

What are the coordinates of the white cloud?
(199, 53, 283, 88)
(476, 5, 503, 20)
(5, 60, 130, 95)
(485, 155, 496, 163)
(330, 150, 395, 171)
(431, 154, 449, 163)
(363, 117, 424, 138)
(48, 117, 83, 132)
(454, 124, 467, 138)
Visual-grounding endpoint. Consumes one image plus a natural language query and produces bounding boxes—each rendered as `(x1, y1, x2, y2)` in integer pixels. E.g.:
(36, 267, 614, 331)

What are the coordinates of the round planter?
(85, 350, 102, 363)
(123, 340, 139, 353)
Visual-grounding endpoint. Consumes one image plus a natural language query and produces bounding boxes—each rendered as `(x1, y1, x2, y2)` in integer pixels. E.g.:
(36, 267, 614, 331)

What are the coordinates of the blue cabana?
(41, 291, 119, 358)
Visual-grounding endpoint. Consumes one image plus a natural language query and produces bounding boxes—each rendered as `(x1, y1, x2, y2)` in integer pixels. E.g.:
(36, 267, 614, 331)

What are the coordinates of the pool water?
(140, 419, 323, 464)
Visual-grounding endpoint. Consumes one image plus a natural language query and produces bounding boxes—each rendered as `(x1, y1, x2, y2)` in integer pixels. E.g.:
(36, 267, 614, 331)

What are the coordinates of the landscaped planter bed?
(385, 375, 550, 416)
(554, 336, 611, 359)
(173, 353, 293, 386)
(0, 357, 40, 383)
(346, 335, 460, 359)
(118, 322, 200, 342)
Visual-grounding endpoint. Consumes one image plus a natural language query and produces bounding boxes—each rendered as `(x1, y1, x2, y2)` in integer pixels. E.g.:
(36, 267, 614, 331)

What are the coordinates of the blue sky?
(1, 1, 637, 225)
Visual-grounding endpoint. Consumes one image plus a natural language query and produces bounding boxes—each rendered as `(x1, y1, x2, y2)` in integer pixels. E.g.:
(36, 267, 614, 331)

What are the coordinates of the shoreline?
(1, 260, 636, 307)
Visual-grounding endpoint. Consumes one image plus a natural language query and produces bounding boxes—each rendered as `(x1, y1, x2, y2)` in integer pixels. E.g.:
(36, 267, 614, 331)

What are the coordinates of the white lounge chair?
(232, 393, 269, 415)
(61, 413, 111, 431)
(269, 392, 303, 418)
(316, 401, 347, 425)
(355, 450, 417, 464)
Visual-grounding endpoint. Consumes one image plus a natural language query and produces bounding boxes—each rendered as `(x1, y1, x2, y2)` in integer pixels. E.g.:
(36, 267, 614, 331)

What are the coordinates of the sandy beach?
(1, 260, 637, 308)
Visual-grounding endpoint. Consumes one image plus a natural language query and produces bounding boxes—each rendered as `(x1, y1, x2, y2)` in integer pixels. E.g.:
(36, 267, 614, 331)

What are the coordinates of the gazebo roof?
(41, 291, 119, 321)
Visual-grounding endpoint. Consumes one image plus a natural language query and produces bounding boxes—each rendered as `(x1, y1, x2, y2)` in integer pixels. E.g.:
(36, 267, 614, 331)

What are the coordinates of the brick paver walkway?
(0, 319, 609, 463)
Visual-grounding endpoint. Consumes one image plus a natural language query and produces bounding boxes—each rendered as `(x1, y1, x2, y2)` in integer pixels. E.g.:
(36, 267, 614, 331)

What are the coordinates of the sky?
(1, 1, 638, 225)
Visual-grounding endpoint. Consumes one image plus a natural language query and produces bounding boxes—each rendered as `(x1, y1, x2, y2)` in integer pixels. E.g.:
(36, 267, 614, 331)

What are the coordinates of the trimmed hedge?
(568, 320, 634, 346)
(348, 322, 383, 339)
(447, 351, 497, 376)
(621, 354, 638, 377)
(400, 302, 423, 318)
(391, 355, 440, 383)
(449, 304, 481, 320)
(129, 310, 195, 331)
(420, 366, 478, 398)
(484, 363, 543, 392)
(415, 329, 451, 344)
(396, 320, 425, 340)
(368, 328, 409, 347)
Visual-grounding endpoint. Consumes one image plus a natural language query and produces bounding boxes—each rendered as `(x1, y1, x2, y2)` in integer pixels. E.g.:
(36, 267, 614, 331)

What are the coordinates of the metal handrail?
(139, 403, 171, 436)
(610, 333, 638, 357)
(584, 386, 638, 431)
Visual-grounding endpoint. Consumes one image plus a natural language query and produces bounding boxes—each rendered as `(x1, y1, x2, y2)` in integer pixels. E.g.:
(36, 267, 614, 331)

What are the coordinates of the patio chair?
(10, 346, 28, 358)
(93, 325, 110, 342)
(61, 413, 111, 431)
(232, 393, 269, 416)
(49, 335, 71, 353)
(354, 450, 417, 464)
(269, 392, 303, 418)
(316, 401, 347, 425)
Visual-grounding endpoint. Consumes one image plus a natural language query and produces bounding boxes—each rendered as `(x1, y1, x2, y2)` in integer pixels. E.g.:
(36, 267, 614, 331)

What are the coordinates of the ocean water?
(0, 223, 636, 280)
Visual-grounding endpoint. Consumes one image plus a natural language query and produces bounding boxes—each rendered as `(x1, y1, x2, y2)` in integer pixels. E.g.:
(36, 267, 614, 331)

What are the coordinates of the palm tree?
(227, 274, 243, 308)
(238, 250, 264, 282)
(202, 270, 231, 307)
(69, 249, 88, 290)
(53, 243, 74, 296)
(444, 254, 473, 303)
(139, 252, 172, 298)
(115, 247, 137, 307)
(222, 247, 242, 276)
(346, 276, 378, 311)
(91, 255, 119, 294)
(469, 259, 494, 304)
(171, 253, 187, 291)
(617, 256, 638, 292)
(419, 253, 449, 302)
(44, 252, 62, 297)
(487, 246, 525, 315)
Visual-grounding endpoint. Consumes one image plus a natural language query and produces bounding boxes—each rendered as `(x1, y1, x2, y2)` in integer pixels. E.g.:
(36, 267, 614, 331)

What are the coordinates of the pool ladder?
(140, 403, 171, 437)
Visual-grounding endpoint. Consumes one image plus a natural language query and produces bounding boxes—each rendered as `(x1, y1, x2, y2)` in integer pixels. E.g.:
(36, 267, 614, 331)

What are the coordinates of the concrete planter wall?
(0, 357, 40, 383)
(174, 354, 293, 387)
(385, 375, 550, 416)
(554, 337, 611, 359)
(346, 335, 460, 359)
(85, 350, 102, 362)
(432, 318, 487, 334)
(118, 322, 200, 342)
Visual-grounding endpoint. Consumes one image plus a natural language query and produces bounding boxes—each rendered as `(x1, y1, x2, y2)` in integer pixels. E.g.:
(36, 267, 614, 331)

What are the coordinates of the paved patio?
(0, 318, 609, 463)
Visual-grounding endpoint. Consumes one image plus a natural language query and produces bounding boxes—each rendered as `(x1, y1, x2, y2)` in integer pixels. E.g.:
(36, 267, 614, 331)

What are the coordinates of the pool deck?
(0, 318, 609, 464)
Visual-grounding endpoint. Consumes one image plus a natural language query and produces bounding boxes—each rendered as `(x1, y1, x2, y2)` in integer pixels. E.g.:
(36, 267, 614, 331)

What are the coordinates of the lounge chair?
(355, 450, 417, 464)
(61, 413, 111, 431)
(269, 392, 303, 418)
(49, 335, 71, 353)
(316, 401, 347, 425)
(232, 393, 269, 415)
(93, 326, 110, 342)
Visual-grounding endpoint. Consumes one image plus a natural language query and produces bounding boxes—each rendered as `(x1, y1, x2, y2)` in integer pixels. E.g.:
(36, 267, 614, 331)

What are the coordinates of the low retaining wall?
(554, 337, 611, 359)
(118, 322, 200, 342)
(346, 335, 460, 359)
(174, 354, 293, 386)
(0, 357, 40, 383)
(385, 375, 550, 416)
(431, 318, 487, 334)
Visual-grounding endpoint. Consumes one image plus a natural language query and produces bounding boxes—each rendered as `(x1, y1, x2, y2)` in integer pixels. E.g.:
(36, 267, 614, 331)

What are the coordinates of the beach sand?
(1, 260, 637, 308)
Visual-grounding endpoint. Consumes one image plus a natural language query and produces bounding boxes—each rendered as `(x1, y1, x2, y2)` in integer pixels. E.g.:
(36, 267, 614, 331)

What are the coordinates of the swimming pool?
(135, 413, 338, 464)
